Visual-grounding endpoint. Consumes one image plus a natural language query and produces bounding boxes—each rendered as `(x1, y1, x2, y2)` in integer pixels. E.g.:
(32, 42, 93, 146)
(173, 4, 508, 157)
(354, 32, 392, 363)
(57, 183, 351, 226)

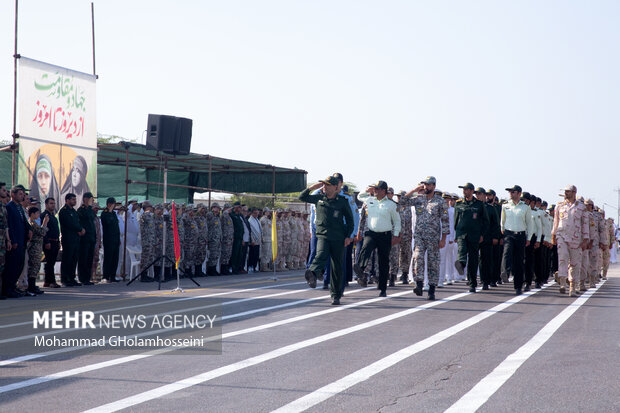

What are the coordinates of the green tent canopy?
(96, 142, 307, 203)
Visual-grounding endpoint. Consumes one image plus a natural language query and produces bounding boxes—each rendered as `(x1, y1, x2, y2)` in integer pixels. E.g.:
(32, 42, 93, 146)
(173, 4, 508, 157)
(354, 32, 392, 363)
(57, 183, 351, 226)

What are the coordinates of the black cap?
(106, 197, 116, 205)
(11, 184, 28, 193)
(233, 201, 242, 207)
(486, 189, 496, 196)
(370, 180, 388, 191)
(458, 183, 475, 190)
(319, 176, 339, 186)
(29, 197, 40, 203)
(522, 192, 531, 201)
(332, 173, 344, 182)
(505, 185, 522, 193)
(474, 187, 486, 193)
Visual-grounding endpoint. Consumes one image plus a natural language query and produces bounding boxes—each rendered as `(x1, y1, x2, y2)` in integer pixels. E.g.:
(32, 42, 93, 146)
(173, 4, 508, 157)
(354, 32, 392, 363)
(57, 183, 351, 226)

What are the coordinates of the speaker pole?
(159, 156, 168, 290)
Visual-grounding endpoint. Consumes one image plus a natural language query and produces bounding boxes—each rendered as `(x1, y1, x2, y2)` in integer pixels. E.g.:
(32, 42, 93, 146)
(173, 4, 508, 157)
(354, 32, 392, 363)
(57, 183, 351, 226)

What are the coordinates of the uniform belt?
(505, 230, 525, 235)
(368, 230, 392, 235)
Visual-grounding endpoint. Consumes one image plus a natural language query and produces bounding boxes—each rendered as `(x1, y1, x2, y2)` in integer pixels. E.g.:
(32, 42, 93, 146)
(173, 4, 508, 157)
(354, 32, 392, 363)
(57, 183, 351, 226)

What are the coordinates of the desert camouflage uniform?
(401, 194, 450, 285)
(552, 199, 589, 294)
(220, 210, 234, 266)
(260, 214, 272, 271)
(587, 209, 606, 287)
(288, 215, 300, 269)
(27, 221, 47, 279)
(153, 213, 164, 262)
(140, 211, 156, 272)
(295, 216, 305, 269)
(302, 216, 311, 267)
(275, 213, 286, 270)
(281, 214, 292, 269)
(206, 211, 222, 267)
(602, 218, 614, 279)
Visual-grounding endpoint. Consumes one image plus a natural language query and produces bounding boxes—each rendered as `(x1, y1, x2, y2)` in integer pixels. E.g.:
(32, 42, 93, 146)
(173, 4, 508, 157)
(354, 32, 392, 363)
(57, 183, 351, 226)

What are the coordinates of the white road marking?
(82, 289, 486, 413)
(444, 281, 605, 413)
(0, 281, 305, 329)
(0, 285, 392, 390)
(270, 282, 554, 413)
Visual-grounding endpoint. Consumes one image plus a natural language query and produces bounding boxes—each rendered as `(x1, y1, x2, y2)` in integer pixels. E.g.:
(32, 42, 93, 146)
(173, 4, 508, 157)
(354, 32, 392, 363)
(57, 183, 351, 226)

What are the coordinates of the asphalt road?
(1, 265, 618, 413)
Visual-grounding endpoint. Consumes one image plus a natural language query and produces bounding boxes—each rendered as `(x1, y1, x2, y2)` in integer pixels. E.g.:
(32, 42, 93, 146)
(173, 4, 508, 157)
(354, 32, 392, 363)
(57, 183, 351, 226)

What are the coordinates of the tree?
(97, 133, 138, 144)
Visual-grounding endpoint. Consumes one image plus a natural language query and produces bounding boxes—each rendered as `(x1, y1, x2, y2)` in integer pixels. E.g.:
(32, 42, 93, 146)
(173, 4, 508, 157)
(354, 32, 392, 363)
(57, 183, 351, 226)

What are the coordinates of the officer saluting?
(453, 183, 489, 292)
(299, 176, 354, 305)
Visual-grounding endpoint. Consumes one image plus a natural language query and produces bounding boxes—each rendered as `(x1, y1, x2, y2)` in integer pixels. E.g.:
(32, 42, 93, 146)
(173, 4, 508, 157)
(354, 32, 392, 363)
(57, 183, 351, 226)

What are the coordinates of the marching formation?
(299, 174, 617, 305)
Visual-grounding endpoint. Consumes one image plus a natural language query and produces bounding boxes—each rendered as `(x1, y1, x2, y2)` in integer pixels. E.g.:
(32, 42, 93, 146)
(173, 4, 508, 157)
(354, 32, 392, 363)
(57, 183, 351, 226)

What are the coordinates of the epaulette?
(456, 199, 463, 203)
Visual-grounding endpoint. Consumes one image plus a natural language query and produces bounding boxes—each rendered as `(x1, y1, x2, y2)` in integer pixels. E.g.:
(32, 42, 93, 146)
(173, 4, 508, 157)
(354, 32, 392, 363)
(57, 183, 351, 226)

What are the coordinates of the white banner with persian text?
(18, 56, 96, 148)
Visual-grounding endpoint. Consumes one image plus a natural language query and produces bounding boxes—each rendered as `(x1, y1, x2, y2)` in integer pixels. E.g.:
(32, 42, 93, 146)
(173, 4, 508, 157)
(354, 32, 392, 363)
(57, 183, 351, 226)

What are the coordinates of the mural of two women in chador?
(29, 153, 91, 212)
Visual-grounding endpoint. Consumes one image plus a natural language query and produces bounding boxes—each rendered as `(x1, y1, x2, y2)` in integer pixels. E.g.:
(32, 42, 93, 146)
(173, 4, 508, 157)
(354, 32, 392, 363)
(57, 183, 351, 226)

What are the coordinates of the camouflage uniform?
(587, 208, 605, 288)
(402, 194, 450, 286)
(288, 214, 300, 269)
(140, 211, 156, 272)
(259, 213, 272, 271)
(280, 213, 292, 269)
(153, 212, 164, 264)
(275, 212, 286, 270)
(602, 218, 614, 279)
(183, 212, 198, 268)
(302, 214, 311, 267)
(195, 210, 208, 269)
(398, 196, 413, 280)
(552, 197, 589, 295)
(295, 215, 305, 269)
(27, 220, 47, 279)
(220, 210, 234, 267)
(206, 210, 222, 269)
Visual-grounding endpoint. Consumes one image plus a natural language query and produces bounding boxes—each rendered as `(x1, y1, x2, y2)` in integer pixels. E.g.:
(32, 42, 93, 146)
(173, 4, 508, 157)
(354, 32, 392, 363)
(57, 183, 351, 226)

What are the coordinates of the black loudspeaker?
(146, 114, 193, 155)
(174, 117, 192, 155)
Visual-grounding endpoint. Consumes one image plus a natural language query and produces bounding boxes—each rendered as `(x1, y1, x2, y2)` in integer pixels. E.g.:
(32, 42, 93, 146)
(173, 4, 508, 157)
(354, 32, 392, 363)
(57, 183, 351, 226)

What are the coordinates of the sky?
(1, 1, 620, 217)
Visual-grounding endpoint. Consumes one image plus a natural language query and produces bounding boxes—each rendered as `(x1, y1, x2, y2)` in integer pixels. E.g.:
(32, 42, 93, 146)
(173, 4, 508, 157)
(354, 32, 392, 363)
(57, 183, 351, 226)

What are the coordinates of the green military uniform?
(454, 184, 489, 289)
(100, 209, 120, 281)
(299, 178, 354, 302)
(59, 204, 83, 285)
(0, 202, 8, 295)
(478, 191, 501, 288)
(77, 203, 96, 283)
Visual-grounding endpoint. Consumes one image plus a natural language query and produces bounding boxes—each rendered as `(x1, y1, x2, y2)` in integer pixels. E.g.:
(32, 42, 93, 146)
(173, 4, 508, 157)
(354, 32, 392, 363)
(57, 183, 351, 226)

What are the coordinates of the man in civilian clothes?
(2, 185, 29, 298)
(41, 197, 61, 288)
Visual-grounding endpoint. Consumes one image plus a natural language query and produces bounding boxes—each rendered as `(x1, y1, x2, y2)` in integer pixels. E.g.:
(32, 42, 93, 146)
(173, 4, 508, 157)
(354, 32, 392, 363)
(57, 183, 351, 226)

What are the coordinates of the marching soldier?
(396, 191, 413, 285)
(402, 176, 450, 301)
(552, 185, 589, 296)
(475, 187, 499, 290)
(453, 184, 489, 292)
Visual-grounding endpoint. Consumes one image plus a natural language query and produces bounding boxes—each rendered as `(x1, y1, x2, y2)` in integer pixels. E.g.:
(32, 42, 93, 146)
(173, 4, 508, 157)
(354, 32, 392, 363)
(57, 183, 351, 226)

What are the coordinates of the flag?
(171, 201, 181, 269)
(271, 211, 277, 262)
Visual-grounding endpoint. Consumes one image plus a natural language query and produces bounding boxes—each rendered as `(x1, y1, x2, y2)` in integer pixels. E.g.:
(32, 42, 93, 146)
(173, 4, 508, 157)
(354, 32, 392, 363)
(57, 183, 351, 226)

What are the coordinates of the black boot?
(400, 274, 409, 285)
(427, 284, 436, 301)
(413, 280, 424, 296)
(28, 278, 44, 295)
(389, 274, 396, 287)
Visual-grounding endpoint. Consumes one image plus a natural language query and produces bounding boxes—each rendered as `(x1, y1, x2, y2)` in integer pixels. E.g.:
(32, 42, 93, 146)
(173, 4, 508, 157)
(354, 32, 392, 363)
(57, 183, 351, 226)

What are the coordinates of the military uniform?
(478, 193, 500, 288)
(601, 218, 614, 279)
(183, 211, 198, 276)
(59, 203, 83, 285)
(587, 204, 606, 288)
(454, 188, 489, 290)
(139, 210, 155, 276)
(552, 194, 589, 296)
(397, 195, 413, 283)
(206, 208, 222, 275)
(281, 213, 292, 270)
(220, 209, 234, 274)
(195, 209, 208, 276)
(259, 212, 272, 271)
(101, 208, 121, 282)
(27, 220, 47, 281)
(402, 193, 450, 287)
(77, 203, 96, 284)
(299, 182, 354, 302)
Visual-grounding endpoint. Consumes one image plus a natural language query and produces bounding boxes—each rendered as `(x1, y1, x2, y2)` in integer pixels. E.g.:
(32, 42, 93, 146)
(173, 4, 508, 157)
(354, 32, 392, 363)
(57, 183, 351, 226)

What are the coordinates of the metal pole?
(91, 2, 97, 77)
(160, 157, 167, 285)
(208, 156, 212, 208)
(272, 166, 276, 207)
(121, 145, 129, 278)
(12, 0, 19, 186)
